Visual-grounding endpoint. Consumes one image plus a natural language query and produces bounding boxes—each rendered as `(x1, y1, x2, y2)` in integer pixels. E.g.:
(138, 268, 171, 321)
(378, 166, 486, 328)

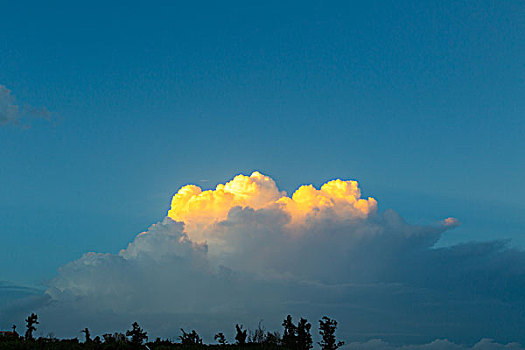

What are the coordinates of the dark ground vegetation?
(0, 313, 344, 349)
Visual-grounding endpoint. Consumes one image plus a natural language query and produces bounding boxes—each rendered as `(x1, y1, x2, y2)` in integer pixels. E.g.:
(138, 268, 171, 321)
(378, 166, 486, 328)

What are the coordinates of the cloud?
(0, 281, 43, 308)
(0, 282, 48, 332)
(442, 217, 460, 228)
(348, 339, 524, 350)
(0, 84, 52, 128)
(167, 171, 377, 243)
(3, 172, 525, 346)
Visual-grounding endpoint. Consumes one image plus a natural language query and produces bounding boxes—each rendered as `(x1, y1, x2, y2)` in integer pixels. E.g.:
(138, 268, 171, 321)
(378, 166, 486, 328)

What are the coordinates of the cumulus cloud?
(4, 172, 525, 346)
(0, 84, 52, 127)
(168, 171, 377, 244)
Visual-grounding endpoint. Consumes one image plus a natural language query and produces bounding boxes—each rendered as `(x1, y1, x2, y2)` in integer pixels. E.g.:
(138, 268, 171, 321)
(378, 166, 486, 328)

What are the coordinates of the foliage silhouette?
(234, 324, 247, 345)
(281, 315, 296, 349)
(249, 321, 266, 344)
(214, 332, 227, 345)
(179, 329, 202, 345)
(25, 313, 39, 340)
(318, 316, 344, 350)
(102, 332, 127, 345)
(281, 315, 312, 350)
(81, 328, 91, 343)
(296, 318, 313, 350)
(0, 314, 344, 349)
(264, 331, 281, 346)
(126, 322, 148, 345)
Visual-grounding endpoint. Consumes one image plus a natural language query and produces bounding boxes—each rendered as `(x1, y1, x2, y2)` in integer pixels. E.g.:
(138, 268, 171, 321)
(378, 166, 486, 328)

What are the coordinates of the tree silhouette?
(1, 311, 349, 349)
(282, 315, 297, 349)
(126, 322, 148, 345)
(80, 328, 91, 343)
(24, 313, 38, 340)
(235, 324, 247, 345)
(179, 329, 202, 345)
(318, 316, 344, 350)
(214, 332, 227, 345)
(297, 318, 313, 349)
(281, 315, 312, 349)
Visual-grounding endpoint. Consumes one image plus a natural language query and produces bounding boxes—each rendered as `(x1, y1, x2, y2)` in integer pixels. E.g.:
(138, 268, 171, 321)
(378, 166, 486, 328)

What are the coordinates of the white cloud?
(348, 339, 524, 350)
(4, 172, 525, 346)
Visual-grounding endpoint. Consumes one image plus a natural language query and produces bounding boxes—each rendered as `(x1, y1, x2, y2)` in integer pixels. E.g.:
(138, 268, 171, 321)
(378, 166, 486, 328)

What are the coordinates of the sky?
(0, 0, 524, 348)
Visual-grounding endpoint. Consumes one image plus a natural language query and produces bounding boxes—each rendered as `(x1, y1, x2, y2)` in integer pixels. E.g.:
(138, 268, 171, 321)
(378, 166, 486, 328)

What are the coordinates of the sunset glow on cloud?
(167, 172, 284, 232)
(12, 171, 523, 348)
(276, 178, 378, 224)
(167, 171, 378, 239)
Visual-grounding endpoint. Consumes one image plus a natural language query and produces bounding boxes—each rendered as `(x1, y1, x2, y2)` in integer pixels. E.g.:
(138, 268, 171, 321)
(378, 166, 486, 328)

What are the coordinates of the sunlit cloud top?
(167, 171, 378, 238)
(15, 170, 517, 347)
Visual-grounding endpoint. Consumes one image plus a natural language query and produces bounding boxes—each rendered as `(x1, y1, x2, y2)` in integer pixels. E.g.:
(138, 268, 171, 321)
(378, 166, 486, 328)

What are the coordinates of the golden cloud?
(167, 171, 377, 237)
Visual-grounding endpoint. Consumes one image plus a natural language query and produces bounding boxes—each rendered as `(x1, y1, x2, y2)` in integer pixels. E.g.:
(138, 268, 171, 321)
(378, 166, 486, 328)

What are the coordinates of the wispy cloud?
(0, 84, 53, 128)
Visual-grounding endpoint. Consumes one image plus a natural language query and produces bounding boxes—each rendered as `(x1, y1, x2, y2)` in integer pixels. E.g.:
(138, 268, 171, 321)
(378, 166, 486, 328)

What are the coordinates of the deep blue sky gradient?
(0, 0, 523, 284)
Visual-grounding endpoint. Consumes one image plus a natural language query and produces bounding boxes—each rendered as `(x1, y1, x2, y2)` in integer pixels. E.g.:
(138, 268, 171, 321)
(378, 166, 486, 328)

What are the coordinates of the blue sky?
(0, 1, 524, 344)
(1, 0, 523, 282)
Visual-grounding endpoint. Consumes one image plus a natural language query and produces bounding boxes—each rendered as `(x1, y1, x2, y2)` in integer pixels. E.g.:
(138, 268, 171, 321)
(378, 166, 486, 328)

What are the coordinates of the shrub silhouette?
(249, 320, 267, 344)
(264, 331, 281, 346)
(179, 328, 202, 345)
(234, 324, 247, 345)
(214, 332, 227, 345)
(103, 332, 127, 345)
(93, 335, 102, 344)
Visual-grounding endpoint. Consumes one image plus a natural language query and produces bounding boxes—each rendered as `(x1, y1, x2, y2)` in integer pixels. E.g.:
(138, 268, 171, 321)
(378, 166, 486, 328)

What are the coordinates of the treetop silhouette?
(1, 313, 344, 349)
(24, 313, 38, 340)
(318, 316, 345, 350)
